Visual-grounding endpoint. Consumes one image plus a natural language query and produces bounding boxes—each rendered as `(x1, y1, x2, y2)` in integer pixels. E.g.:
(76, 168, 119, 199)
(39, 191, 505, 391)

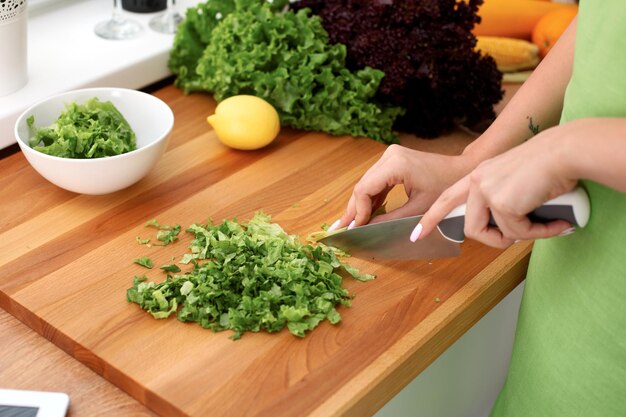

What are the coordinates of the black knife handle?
(438, 186, 590, 242)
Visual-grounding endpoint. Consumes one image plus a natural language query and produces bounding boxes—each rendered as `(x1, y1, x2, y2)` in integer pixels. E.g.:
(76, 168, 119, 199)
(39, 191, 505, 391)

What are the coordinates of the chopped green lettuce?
(136, 236, 151, 246)
(144, 219, 181, 246)
(341, 264, 376, 282)
(127, 212, 375, 339)
(28, 98, 136, 158)
(134, 256, 154, 269)
(160, 264, 182, 273)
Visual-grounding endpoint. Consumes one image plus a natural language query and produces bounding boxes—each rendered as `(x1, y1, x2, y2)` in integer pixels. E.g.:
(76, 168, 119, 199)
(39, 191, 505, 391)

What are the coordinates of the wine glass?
(95, 0, 143, 40)
(149, 0, 183, 34)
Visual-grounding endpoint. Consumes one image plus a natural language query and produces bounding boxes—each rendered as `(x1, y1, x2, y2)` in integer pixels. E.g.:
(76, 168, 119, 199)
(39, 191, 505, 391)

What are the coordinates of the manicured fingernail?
(410, 224, 423, 242)
(327, 219, 341, 232)
(514, 240, 522, 244)
(347, 220, 356, 230)
(559, 227, 576, 237)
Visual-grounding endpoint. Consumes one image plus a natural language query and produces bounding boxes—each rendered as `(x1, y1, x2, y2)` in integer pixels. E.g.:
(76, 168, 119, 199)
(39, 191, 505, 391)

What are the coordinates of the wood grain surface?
(0, 309, 155, 417)
(0, 84, 529, 417)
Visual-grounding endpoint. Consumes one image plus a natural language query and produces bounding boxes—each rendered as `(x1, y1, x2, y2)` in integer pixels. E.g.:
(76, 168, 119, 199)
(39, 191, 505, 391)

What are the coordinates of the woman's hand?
(417, 125, 579, 248)
(327, 18, 581, 235)
(328, 144, 475, 231)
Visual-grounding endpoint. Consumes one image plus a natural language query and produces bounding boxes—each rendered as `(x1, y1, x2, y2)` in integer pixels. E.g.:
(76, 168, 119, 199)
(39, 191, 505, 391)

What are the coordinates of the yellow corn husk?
(502, 70, 533, 84)
(475, 36, 540, 73)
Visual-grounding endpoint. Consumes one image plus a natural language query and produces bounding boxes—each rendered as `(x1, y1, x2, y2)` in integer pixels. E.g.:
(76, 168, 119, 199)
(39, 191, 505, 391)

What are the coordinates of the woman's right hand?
(328, 144, 475, 231)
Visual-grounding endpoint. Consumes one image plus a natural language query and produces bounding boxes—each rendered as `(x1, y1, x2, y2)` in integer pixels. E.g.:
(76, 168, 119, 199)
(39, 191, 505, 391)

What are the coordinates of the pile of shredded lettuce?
(27, 98, 136, 158)
(127, 212, 375, 340)
(168, 0, 402, 144)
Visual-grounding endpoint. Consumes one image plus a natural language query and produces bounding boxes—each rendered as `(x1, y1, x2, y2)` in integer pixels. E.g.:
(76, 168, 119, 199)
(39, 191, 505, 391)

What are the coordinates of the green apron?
(490, 1, 626, 415)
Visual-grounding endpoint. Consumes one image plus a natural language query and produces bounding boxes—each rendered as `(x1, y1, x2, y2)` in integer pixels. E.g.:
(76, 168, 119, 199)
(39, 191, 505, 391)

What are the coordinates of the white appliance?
(0, 0, 28, 96)
(0, 0, 201, 150)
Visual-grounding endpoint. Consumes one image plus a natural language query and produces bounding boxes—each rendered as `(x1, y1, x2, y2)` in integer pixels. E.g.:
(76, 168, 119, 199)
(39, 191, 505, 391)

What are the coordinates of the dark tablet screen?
(0, 405, 39, 417)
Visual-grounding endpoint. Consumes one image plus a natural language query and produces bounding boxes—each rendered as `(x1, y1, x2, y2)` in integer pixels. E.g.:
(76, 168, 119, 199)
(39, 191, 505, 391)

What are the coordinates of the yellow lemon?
(207, 95, 280, 150)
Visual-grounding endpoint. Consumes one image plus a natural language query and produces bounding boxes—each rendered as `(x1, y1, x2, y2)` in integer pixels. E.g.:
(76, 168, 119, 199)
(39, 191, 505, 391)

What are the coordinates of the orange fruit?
(532, 6, 578, 58)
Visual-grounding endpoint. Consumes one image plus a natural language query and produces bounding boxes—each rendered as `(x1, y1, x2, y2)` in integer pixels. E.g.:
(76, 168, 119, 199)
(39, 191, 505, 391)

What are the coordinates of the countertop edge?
(313, 241, 533, 417)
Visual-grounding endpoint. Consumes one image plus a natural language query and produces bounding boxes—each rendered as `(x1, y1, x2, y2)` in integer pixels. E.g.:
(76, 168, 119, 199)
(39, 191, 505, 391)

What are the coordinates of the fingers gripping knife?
(319, 186, 590, 260)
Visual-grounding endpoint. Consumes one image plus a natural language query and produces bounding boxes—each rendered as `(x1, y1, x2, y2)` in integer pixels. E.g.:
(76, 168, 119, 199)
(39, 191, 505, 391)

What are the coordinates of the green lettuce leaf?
(127, 212, 375, 339)
(168, 0, 288, 93)
(169, 0, 402, 144)
(28, 98, 136, 158)
(134, 256, 154, 269)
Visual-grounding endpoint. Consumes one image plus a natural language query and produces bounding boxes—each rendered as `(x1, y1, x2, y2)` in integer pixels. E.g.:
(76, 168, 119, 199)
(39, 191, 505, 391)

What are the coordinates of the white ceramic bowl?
(14, 87, 174, 195)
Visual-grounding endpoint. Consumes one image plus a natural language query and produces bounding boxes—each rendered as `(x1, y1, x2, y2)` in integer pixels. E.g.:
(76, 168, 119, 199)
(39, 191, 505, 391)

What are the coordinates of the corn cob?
(475, 36, 540, 72)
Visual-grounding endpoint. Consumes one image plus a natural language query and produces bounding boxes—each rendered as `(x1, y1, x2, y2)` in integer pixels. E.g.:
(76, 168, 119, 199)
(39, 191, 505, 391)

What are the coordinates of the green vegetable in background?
(169, 0, 287, 93)
(127, 212, 375, 340)
(28, 98, 136, 158)
(293, 0, 504, 138)
(168, 0, 402, 144)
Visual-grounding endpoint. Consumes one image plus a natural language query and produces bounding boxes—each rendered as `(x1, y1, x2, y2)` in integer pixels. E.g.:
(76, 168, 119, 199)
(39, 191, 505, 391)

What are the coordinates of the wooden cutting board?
(0, 85, 530, 417)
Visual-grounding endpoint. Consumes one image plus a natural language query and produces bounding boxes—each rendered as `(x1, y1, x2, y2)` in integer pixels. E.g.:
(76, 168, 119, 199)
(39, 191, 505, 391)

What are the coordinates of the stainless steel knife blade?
(318, 215, 461, 260)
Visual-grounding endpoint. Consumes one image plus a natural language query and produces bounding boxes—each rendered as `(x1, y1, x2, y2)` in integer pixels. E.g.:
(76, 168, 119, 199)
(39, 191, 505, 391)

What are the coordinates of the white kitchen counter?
(0, 0, 200, 149)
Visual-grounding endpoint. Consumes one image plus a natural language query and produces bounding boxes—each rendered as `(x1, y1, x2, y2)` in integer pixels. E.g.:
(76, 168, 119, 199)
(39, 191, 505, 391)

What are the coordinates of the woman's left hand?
(417, 124, 578, 248)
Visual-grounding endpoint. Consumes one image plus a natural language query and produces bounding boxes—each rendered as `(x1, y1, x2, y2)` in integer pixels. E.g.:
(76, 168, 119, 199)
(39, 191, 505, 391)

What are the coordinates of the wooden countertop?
(0, 308, 155, 416)
(0, 83, 528, 417)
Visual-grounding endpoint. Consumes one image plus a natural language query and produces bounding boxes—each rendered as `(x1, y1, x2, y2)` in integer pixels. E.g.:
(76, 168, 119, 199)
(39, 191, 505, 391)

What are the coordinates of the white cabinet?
(376, 283, 524, 417)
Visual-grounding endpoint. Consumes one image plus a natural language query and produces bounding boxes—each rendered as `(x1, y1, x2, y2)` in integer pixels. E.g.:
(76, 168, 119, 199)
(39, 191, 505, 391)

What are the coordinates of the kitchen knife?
(319, 186, 590, 260)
